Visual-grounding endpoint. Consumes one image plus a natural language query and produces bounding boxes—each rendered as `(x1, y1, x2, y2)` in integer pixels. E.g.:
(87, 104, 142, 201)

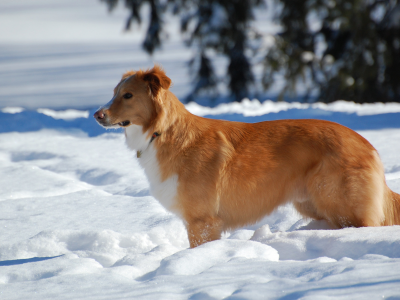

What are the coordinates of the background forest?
(102, 0, 400, 103)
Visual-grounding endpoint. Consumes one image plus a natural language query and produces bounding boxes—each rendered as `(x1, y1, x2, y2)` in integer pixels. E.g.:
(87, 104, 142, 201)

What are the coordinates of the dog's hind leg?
(306, 152, 386, 228)
(293, 200, 324, 221)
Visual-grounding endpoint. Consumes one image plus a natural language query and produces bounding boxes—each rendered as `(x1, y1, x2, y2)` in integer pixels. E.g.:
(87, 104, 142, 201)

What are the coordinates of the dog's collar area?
(137, 132, 160, 158)
(149, 132, 160, 143)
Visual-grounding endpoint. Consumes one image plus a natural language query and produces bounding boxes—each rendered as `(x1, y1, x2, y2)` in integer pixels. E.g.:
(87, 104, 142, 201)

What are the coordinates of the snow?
(1, 103, 400, 300)
(187, 98, 400, 117)
(36, 108, 89, 120)
(0, 0, 192, 109)
(1, 1, 400, 299)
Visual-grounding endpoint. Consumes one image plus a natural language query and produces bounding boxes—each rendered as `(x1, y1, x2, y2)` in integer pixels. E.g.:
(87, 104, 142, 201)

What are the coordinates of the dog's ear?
(142, 65, 172, 98)
(121, 70, 135, 80)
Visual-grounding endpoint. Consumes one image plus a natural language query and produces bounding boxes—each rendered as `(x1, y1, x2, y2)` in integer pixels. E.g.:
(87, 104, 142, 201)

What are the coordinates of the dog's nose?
(94, 110, 105, 120)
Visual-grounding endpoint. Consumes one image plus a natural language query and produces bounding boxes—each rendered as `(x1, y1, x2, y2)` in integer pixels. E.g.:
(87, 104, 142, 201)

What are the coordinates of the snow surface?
(0, 0, 193, 109)
(0, 0, 282, 110)
(1, 1, 400, 299)
(1, 102, 400, 300)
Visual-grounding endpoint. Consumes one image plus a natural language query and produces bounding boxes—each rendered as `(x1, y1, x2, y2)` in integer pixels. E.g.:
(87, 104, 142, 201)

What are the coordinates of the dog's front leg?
(186, 216, 223, 248)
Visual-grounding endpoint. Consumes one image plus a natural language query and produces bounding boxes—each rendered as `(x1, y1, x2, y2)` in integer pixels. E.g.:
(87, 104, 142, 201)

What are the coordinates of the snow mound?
(252, 224, 400, 261)
(187, 99, 400, 117)
(156, 239, 279, 276)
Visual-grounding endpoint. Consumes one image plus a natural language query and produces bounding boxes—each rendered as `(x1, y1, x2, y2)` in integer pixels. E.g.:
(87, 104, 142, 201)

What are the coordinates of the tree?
(101, 0, 400, 103)
(101, 0, 263, 101)
(264, 0, 400, 103)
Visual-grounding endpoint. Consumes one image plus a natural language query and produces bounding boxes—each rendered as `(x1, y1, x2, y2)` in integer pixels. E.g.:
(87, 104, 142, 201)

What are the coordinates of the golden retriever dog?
(94, 65, 400, 248)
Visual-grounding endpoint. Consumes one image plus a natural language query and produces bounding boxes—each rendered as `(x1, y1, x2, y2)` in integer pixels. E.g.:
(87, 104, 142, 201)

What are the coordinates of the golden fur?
(94, 65, 400, 248)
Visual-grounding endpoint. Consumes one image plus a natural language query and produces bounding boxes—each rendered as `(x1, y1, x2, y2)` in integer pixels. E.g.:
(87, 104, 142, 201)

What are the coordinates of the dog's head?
(94, 65, 171, 131)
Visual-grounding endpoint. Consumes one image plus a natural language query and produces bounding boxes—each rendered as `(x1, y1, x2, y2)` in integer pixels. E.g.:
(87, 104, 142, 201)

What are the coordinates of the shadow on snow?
(0, 107, 399, 138)
(0, 255, 64, 267)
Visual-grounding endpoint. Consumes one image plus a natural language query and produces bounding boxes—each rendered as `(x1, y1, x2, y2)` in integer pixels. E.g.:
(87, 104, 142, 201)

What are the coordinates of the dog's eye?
(123, 93, 133, 99)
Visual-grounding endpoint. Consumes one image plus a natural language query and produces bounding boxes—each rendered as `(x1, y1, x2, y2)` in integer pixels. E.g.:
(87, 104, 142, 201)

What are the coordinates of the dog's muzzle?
(94, 109, 116, 127)
(94, 109, 108, 125)
(93, 109, 130, 127)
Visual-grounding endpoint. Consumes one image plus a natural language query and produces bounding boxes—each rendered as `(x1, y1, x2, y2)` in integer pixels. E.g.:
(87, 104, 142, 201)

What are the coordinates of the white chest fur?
(125, 125, 180, 216)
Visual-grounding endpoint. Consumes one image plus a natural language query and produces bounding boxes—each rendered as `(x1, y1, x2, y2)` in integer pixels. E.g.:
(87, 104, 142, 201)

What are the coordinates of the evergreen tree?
(264, 0, 400, 103)
(101, 0, 263, 101)
(101, 0, 400, 103)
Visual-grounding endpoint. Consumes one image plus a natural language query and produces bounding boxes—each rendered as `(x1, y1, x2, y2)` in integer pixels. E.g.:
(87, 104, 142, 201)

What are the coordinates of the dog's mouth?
(97, 120, 131, 128)
(118, 120, 131, 127)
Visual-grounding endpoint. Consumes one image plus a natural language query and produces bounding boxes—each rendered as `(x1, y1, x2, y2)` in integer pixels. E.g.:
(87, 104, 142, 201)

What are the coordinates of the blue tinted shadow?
(0, 107, 399, 137)
(0, 255, 64, 267)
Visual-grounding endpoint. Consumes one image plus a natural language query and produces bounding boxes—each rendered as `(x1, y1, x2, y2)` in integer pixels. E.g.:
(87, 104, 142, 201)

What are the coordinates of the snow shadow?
(0, 108, 122, 137)
(1, 107, 399, 138)
(0, 255, 64, 267)
(277, 279, 400, 300)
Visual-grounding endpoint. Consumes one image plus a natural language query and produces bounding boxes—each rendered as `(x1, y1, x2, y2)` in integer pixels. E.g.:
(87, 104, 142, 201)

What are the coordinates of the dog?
(94, 65, 400, 248)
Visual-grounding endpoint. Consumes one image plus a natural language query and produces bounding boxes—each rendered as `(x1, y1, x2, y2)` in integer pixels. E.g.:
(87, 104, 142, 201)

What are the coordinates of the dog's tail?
(384, 188, 400, 225)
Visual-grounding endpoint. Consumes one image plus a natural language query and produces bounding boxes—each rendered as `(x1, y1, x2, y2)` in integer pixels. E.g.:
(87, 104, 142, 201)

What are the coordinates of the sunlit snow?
(1, 1, 400, 299)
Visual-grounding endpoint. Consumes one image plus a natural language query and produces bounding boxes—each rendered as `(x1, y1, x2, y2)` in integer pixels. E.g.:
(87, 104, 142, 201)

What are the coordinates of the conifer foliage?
(101, 0, 263, 101)
(265, 0, 400, 103)
(101, 0, 400, 103)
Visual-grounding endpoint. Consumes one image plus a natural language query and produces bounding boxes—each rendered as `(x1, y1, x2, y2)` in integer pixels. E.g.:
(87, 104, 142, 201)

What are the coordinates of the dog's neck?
(136, 132, 160, 158)
(125, 90, 200, 182)
(125, 125, 153, 154)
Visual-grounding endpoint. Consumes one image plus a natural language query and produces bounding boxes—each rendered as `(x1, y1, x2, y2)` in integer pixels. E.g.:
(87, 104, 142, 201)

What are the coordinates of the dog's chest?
(139, 147, 180, 214)
(125, 126, 180, 216)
